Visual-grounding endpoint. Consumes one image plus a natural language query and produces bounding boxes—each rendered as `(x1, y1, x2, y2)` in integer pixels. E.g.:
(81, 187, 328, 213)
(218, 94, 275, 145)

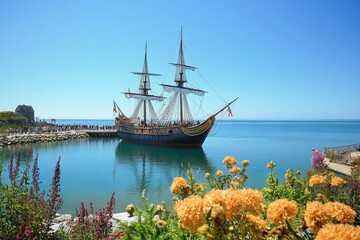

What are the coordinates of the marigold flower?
(324, 202, 356, 223)
(170, 177, 189, 194)
(241, 188, 264, 215)
(330, 176, 346, 187)
(315, 223, 360, 240)
(222, 188, 264, 220)
(222, 189, 246, 220)
(267, 199, 298, 224)
(222, 156, 237, 165)
(304, 201, 330, 232)
(309, 174, 327, 187)
(242, 159, 249, 167)
(246, 214, 267, 233)
(266, 160, 276, 168)
(215, 170, 223, 176)
(229, 166, 241, 174)
(203, 189, 225, 219)
(174, 195, 204, 232)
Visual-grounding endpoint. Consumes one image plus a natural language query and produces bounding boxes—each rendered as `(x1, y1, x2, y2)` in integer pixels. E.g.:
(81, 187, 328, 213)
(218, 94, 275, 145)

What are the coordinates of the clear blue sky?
(1, 1, 359, 120)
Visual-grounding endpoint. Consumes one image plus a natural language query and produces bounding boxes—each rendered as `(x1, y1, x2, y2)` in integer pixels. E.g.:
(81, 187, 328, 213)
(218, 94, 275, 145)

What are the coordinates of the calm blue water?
(1, 120, 359, 215)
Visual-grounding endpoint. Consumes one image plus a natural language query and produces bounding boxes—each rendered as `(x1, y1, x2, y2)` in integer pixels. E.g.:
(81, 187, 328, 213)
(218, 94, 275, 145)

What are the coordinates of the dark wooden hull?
(116, 116, 215, 147)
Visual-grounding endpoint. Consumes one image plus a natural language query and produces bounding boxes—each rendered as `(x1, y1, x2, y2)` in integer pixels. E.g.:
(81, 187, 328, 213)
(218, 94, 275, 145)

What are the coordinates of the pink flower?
(24, 229, 32, 235)
(311, 150, 325, 168)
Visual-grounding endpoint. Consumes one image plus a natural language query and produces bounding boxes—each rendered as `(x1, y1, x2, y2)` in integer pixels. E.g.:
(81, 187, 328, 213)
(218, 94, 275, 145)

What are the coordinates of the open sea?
(1, 120, 360, 215)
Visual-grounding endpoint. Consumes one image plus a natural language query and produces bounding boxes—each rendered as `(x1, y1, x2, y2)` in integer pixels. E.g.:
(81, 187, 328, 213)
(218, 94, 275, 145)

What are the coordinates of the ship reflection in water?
(114, 141, 215, 206)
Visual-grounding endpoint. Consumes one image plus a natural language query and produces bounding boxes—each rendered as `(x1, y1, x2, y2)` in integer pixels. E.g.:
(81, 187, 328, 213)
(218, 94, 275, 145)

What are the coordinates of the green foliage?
(262, 163, 312, 205)
(0, 111, 28, 125)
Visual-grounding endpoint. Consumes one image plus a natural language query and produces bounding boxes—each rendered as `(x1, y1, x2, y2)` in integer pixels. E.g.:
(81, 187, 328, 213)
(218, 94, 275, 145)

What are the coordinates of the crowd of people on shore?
(2, 124, 116, 135)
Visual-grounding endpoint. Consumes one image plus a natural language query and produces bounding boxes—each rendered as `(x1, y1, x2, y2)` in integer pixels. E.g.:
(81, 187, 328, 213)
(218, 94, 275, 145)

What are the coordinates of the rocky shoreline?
(0, 131, 89, 147)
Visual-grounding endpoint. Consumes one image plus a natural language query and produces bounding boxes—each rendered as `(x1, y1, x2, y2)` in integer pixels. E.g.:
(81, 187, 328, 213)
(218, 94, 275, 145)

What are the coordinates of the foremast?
(124, 43, 164, 126)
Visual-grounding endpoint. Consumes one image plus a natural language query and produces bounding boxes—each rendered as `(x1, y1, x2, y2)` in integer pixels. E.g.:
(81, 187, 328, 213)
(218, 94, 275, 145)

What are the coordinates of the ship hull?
(116, 116, 215, 147)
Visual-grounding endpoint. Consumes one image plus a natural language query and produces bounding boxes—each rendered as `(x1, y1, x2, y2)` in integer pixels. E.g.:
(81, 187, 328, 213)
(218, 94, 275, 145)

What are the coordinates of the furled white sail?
(160, 84, 206, 96)
(124, 92, 165, 101)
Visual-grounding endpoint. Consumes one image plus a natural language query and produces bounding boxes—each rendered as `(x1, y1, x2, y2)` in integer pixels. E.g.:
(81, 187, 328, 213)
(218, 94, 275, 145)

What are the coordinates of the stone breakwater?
(0, 131, 89, 147)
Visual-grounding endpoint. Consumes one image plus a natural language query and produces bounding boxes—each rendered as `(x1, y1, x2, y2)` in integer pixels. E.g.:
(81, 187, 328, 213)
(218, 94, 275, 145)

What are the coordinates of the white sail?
(124, 92, 165, 101)
(160, 84, 206, 96)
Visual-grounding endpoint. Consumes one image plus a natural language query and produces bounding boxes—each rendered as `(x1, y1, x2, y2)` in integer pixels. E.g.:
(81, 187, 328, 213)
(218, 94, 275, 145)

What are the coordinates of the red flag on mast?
(227, 107, 233, 117)
(113, 100, 117, 113)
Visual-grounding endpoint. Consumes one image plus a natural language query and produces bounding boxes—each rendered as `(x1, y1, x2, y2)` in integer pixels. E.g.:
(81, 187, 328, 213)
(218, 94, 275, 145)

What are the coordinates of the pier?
(83, 129, 118, 138)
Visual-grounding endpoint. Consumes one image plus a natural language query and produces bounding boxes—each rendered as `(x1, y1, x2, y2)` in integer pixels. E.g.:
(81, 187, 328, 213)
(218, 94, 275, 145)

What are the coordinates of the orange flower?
(309, 174, 327, 187)
(315, 223, 360, 240)
(241, 188, 264, 215)
(215, 170, 223, 176)
(222, 189, 246, 220)
(222, 156, 237, 165)
(170, 177, 189, 194)
(267, 199, 298, 224)
(304, 201, 330, 232)
(222, 189, 264, 220)
(229, 166, 241, 174)
(174, 195, 204, 232)
(330, 176, 346, 187)
(324, 202, 356, 223)
(246, 214, 267, 233)
(203, 189, 225, 219)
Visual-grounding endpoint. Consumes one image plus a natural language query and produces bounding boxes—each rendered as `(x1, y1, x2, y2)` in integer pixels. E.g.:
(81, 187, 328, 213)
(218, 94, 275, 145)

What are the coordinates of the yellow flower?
(197, 224, 209, 236)
(157, 220, 167, 227)
(229, 166, 241, 174)
(309, 174, 327, 187)
(330, 176, 346, 187)
(324, 202, 356, 223)
(246, 214, 267, 233)
(170, 177, 189, 194)
(242, 159, 249, 167)
(205, 172, 210, 179)
(304, 201, 330, 232)
(315, 223, 360, 240)
(222, 156, 237, 165)
(267, 199, 298, 224)
(174, 195, 204, 233)
(215, 170, 223, 176)
(266, 160, 276, 168)
(285, 169, 292, 179)
(126, 204, 136, 216)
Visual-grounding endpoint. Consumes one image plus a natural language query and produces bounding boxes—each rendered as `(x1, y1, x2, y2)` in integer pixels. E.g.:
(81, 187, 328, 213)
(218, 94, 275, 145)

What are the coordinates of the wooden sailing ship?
(114, 31, 237, 147)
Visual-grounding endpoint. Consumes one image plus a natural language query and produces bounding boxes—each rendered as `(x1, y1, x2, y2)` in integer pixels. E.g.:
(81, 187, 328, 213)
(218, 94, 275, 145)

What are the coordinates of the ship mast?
(123, 42, 164, 126)
(159, 29, 206, 125)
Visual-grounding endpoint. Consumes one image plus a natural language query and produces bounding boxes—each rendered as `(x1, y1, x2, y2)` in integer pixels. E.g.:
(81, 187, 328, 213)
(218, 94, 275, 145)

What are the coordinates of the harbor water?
(1, 120, 359, 215)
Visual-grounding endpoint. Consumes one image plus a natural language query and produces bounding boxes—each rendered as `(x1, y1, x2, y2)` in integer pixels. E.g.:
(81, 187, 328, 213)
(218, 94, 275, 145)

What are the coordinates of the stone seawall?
(0, 131, 89, 147)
